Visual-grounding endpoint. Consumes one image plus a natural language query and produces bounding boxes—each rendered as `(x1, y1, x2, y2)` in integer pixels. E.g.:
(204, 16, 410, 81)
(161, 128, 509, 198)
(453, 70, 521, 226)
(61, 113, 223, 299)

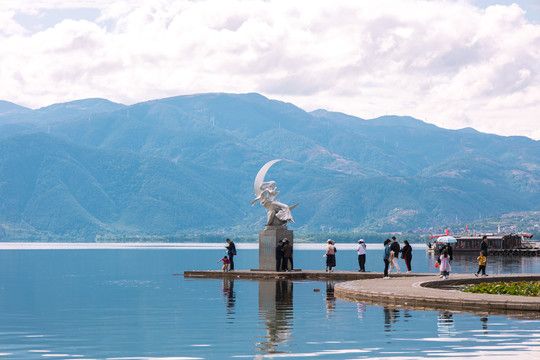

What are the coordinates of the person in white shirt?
(357, 239, 366, 272)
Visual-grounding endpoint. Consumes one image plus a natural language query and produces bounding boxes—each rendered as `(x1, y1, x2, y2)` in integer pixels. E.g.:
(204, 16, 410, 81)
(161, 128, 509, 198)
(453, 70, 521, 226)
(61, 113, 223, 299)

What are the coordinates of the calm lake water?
(0, 243, 539, 360)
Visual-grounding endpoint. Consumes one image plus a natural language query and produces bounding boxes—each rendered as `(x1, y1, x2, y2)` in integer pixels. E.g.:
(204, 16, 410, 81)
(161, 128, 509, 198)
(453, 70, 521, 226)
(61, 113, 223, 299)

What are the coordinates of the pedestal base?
(258, 226, 293, 270)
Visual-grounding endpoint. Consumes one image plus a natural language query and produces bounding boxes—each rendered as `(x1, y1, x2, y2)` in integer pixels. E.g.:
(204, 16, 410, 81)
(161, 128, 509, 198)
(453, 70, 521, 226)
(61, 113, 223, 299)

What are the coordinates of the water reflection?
(437, 311, 455, 335)
(383, 306, 401, 333)
(356, 303, 366, 319)
(222, 279, 236, 319)
(325, 280, 336, 315)
(255, 280, 294, 354)
(2, 248, 540, 360)
(239, 258, 540, 357)
(480, 316, 489, 334)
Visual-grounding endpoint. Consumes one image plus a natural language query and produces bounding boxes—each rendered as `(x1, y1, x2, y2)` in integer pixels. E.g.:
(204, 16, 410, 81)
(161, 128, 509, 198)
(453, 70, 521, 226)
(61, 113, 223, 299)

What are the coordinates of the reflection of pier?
(336, 274, 540, 317)
(255, 280, 294, 354)
(325, 281, 335, 315)
(222, 279, 236, 319)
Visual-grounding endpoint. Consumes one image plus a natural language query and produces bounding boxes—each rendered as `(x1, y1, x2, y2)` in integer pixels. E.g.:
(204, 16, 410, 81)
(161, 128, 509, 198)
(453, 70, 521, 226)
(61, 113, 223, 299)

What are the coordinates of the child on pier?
(439, 249, 451, 279)
(475, 251, 487, 277)
(218, 255, 230, 272)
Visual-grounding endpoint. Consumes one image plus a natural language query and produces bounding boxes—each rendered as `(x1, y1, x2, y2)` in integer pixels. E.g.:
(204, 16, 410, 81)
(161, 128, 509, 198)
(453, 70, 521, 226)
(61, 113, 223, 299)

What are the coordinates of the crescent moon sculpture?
(254, 159, 282, 198)
(252, 159, 299, 227)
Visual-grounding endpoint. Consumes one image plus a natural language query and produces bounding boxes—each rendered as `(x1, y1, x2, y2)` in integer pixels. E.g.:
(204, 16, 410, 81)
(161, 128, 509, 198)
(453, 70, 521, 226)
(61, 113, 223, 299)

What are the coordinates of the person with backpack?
(325, 239, 337, 272)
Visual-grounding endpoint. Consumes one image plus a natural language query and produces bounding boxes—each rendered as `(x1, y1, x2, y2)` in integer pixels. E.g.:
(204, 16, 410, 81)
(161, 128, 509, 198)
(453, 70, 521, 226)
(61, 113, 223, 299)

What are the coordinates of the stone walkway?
(335, 273, 540, 314)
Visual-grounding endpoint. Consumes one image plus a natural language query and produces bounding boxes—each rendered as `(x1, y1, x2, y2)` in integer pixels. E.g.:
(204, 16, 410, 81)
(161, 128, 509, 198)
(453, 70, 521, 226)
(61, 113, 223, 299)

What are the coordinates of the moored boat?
(427, 232, 538, 256)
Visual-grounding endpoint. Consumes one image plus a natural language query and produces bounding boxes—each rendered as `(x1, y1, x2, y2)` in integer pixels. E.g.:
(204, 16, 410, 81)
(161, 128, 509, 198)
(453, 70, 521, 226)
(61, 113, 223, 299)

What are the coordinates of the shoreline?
(0, 242, 426, 250)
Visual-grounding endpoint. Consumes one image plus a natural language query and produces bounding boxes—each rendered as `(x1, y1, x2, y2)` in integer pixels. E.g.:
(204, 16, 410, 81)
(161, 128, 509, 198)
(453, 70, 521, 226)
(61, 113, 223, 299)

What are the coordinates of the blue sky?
(473, 0, 540, 23)
(1, 0, 540, 139)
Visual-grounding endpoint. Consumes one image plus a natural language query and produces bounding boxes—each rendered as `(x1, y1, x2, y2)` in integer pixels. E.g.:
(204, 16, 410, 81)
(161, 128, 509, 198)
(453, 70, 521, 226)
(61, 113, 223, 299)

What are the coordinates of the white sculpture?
(252, 159, 299, 226)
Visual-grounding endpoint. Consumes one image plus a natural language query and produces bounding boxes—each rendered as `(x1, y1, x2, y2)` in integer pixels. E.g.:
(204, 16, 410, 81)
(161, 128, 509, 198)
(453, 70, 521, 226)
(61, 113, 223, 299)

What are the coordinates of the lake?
(0, 243, 539, 359)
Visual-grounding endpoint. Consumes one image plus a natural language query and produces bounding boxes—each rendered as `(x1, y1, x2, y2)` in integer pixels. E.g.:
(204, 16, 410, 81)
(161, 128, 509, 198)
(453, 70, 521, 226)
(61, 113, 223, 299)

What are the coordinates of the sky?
(1, 0, 540, 140)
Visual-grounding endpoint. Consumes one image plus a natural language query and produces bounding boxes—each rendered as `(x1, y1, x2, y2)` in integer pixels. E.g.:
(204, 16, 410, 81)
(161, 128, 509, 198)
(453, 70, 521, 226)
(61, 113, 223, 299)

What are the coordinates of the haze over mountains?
(0, 93, 538, 241)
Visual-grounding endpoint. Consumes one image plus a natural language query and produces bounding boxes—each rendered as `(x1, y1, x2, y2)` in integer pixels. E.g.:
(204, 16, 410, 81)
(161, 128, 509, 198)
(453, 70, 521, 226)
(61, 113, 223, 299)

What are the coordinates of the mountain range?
(0, 93, 538, 241)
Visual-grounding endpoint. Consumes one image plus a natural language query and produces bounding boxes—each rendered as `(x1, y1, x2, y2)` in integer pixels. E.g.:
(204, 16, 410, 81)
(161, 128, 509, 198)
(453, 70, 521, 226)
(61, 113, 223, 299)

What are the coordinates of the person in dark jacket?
(440, 244, 454, 261)
(389, 236, 401, 273)
(480, 236, 489, 257)
(401, 240, 412, 273)
(281, 239, 293, 271)
(226, 238, 236, 271)
(275, 240, 284, 271)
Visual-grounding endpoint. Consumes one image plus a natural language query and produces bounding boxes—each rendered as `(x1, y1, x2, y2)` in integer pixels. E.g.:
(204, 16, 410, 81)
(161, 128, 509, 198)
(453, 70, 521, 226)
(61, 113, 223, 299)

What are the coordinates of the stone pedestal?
(258, 226, 293, 270)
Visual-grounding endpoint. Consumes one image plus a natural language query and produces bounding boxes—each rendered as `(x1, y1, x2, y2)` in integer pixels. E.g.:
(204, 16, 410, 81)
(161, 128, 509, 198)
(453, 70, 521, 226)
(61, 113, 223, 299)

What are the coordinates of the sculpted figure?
(252, 160, 299, 226)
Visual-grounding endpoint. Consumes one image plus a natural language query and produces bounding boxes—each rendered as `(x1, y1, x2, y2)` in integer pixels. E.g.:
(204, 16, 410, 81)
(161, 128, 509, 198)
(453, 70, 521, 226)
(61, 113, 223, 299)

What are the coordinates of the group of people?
(438, 235, 491, 279)
(275, 238, 293, 271)
(383, 236, 413, 278)
(217, 238, 237, 271)
(218, 236, 414, 274)
(217, 234, 491, 277)
(218, 237, 295, 272)
(437, 235, 490, 279)
(325, 236, 413, 275)
(324, 238, 368, 272)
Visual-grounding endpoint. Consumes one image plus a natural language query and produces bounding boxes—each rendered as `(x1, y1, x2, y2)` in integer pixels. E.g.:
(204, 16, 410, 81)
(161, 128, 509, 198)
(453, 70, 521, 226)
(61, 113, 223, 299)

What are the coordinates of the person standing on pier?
(325, 239, 337, 272)
(401, 240, 412, 273)
(281, 239, 293, 271)
(439, 249, 451, 279)
(226, 238, 236, 271)
(389, 236, 401, 273)
(275, 240, 284, 271)
(480, 236, 489, 257)
(383, 239, 391, 278)
(357, 239, 366, 272)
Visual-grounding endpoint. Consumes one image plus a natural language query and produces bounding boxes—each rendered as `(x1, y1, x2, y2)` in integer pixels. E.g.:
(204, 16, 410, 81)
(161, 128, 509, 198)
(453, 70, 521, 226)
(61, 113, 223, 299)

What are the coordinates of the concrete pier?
(182, 270, 431, 280)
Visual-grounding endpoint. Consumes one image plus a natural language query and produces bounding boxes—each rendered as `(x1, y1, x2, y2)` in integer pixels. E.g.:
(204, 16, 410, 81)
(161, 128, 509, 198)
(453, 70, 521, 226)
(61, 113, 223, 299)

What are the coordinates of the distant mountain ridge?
(0, 93, 538, 240)
(0, 100, 30, 114)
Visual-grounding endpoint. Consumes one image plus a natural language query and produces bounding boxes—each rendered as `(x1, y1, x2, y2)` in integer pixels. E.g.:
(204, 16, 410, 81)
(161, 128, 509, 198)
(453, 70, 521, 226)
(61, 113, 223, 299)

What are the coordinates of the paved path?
(335, 273, 540, 314)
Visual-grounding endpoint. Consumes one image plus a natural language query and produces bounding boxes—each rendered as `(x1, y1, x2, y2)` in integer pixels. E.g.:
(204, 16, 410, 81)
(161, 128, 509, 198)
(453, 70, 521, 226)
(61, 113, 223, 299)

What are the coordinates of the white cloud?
(0, 0, 539, 139)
